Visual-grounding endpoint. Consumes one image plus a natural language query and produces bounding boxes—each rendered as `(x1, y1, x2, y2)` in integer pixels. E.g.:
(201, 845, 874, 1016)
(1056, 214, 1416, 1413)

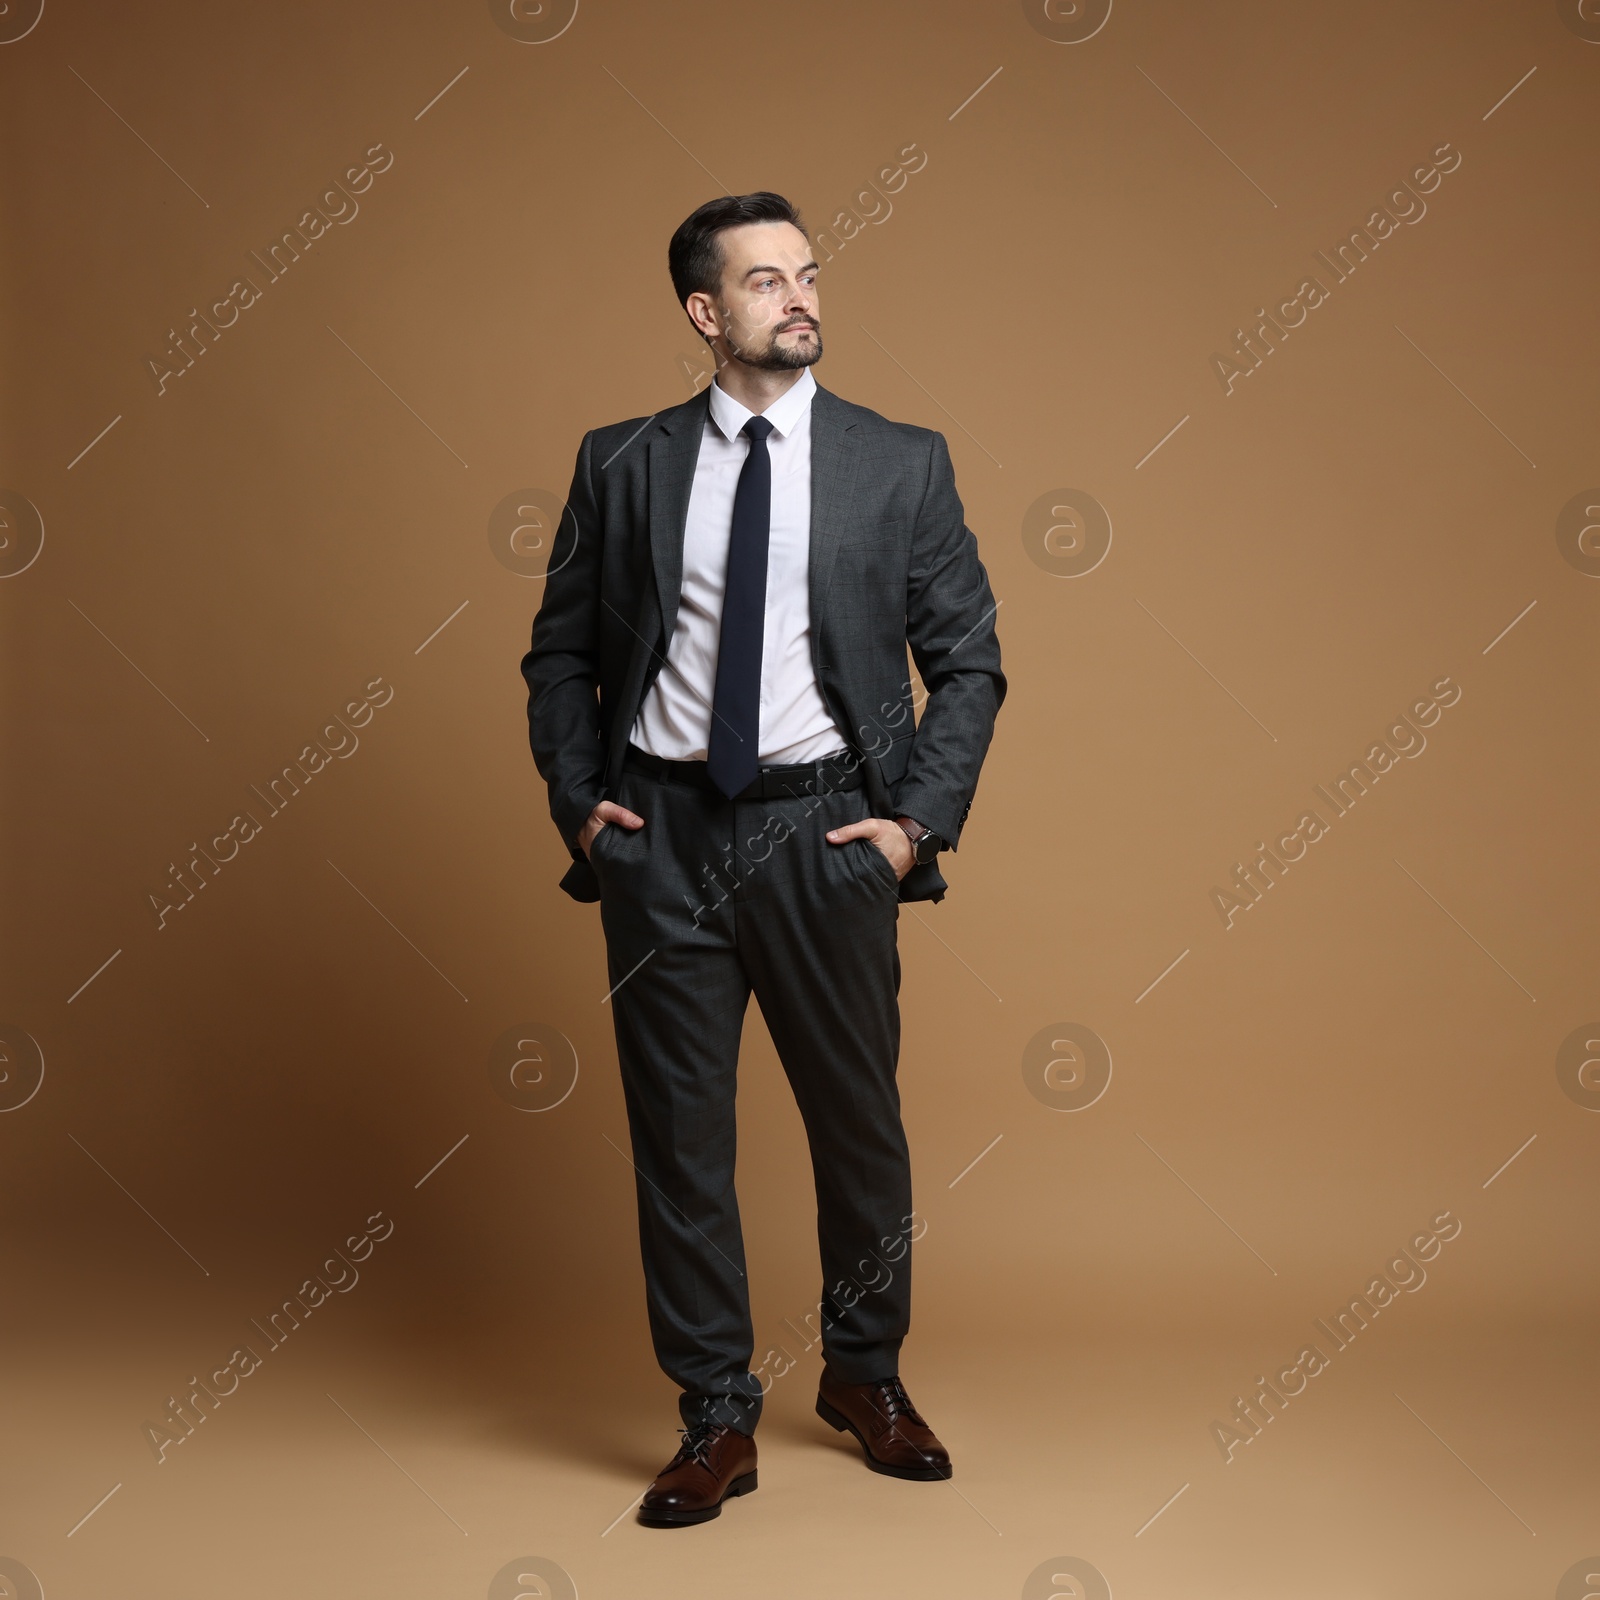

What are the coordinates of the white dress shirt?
(630, 366, 847, 765)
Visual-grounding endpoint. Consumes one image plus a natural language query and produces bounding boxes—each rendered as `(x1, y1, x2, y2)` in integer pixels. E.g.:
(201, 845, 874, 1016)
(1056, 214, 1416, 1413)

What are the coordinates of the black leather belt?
(623, 743, 865, 800)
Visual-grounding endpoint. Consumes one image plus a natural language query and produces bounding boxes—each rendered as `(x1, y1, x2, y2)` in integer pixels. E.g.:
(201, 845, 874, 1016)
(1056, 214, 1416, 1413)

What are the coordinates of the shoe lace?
(669, 1421, 723, 1469)
(874, 1376, 926, 1429)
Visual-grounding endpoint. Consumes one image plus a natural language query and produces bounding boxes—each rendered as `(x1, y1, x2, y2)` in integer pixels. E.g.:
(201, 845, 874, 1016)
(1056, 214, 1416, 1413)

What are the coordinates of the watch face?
(915, 832, 942, 864)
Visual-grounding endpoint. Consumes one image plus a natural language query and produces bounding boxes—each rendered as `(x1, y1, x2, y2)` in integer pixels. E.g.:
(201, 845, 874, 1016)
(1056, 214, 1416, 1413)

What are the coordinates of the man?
(521, 191, 1004, 1527)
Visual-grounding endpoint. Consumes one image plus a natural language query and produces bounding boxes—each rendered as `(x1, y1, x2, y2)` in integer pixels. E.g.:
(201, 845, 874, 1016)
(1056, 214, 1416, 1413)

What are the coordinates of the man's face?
(688, 220, 822, 372)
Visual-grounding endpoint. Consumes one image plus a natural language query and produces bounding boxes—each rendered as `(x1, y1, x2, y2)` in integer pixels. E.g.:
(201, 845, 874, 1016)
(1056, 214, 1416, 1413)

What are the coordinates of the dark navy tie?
(707, 415, 775, 799)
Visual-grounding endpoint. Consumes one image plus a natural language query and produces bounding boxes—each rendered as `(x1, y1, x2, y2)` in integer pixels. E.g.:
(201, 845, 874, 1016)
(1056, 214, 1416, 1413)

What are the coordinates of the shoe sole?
(637, 1469, 758, 1527)
(815, 1396, 953, 1481)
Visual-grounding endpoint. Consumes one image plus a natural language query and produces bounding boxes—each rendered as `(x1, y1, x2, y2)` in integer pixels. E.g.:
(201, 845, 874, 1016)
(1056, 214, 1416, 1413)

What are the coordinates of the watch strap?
(897, 817, 942, 865)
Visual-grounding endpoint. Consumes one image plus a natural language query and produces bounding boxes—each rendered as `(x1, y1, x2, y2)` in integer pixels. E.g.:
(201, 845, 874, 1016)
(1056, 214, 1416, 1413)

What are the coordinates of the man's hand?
(825, 815, 914, 881)
(579, 800, 645, 860)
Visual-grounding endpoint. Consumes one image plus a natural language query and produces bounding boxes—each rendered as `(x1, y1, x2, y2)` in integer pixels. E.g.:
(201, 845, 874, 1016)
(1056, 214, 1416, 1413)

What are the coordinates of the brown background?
(3, 1, 1597, 1596)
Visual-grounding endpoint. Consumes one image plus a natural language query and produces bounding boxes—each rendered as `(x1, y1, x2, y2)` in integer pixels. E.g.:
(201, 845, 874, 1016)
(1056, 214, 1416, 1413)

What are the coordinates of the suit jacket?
(520, 381, 1005, 904)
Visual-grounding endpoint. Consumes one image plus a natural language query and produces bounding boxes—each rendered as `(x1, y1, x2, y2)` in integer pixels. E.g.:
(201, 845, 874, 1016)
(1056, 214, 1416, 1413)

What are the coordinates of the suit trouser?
(590, 751, 912, 1436)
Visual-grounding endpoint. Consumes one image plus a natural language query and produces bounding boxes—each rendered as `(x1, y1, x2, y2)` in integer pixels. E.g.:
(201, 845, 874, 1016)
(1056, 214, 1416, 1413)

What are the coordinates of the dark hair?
(668, 191, 806, 309)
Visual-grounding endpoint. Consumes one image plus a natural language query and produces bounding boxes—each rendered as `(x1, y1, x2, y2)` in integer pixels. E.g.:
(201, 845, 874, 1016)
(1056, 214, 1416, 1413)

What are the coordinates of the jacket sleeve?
(521, 430, 606, 857)
(890, 431, 1006, 850)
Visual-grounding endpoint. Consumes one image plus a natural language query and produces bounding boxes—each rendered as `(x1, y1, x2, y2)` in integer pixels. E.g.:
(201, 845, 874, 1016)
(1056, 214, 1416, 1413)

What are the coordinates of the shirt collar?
(708, 365, 816, 443)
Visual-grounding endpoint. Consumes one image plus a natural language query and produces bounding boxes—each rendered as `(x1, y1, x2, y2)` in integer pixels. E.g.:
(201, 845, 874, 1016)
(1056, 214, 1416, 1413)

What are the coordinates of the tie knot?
(742, 416, 774, 443)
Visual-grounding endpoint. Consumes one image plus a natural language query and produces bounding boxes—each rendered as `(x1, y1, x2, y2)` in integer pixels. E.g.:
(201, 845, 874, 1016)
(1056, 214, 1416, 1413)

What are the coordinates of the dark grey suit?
(521, 381, 1003, 1433)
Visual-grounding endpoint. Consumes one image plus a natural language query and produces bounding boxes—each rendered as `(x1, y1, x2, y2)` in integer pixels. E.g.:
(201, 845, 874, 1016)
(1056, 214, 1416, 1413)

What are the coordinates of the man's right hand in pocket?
(580, 800, 645, 859)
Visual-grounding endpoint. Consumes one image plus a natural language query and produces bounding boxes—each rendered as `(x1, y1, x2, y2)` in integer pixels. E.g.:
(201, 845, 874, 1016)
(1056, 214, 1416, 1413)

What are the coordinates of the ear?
(685, 291, 721, 341)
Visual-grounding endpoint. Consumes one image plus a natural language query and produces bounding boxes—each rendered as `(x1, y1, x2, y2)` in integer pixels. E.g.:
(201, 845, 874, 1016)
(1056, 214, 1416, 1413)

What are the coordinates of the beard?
(732, 319, 823, 371)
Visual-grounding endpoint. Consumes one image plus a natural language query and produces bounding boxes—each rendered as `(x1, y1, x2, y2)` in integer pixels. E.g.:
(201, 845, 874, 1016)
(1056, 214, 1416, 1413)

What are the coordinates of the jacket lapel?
(807, 384, 861, 633)
(647, 387, 711, 652)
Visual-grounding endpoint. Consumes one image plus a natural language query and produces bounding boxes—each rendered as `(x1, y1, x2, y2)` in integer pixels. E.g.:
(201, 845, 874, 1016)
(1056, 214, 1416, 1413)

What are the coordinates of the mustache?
(776, 318, 818, 332)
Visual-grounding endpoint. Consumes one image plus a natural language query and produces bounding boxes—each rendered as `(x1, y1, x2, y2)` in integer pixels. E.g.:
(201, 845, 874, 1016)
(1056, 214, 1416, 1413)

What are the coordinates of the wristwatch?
(896, 817, 944, 867)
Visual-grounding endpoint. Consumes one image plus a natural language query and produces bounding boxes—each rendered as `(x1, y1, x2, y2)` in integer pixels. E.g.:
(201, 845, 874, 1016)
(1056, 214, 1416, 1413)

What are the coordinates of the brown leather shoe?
(637, 1421, 758, 1527)
(816, 1368, 953, 1480)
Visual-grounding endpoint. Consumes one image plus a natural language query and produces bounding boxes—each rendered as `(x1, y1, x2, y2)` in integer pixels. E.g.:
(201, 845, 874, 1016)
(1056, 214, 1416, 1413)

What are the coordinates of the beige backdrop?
(3, 1, 1598, 1597)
